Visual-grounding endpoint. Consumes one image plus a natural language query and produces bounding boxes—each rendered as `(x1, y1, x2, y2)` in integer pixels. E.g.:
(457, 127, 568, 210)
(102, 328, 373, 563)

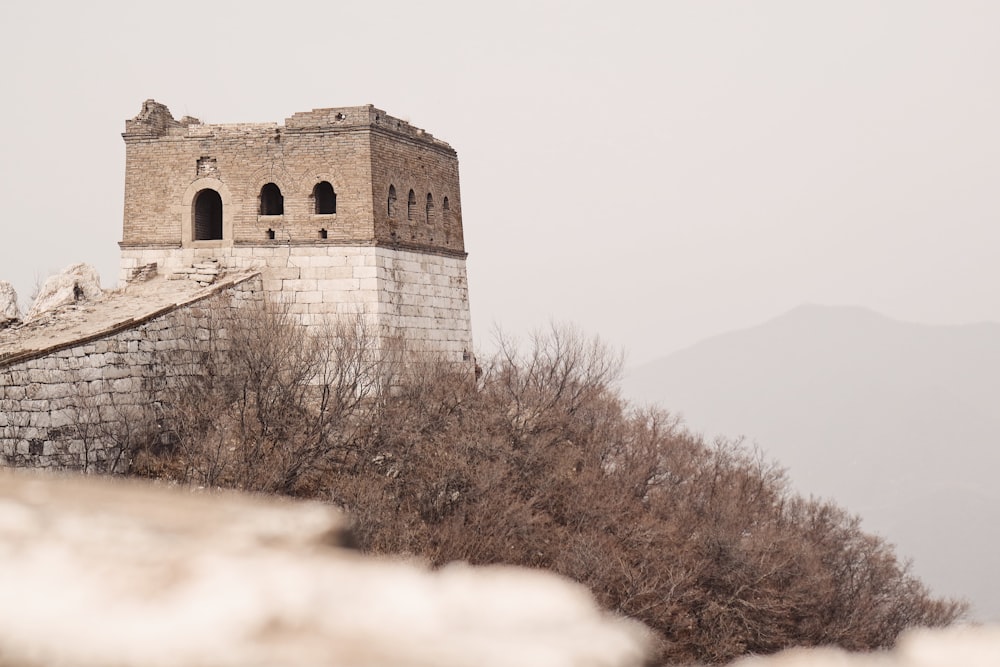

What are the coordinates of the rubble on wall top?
(124, 99, 200, 138)
(24, 263, 104, 323)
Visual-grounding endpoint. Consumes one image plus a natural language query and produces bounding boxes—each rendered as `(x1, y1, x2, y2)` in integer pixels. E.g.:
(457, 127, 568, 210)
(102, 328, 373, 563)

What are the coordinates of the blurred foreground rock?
(24, 263, 103, 322)
(731, 624, 1000, 667)
(0, 470, 651, 667)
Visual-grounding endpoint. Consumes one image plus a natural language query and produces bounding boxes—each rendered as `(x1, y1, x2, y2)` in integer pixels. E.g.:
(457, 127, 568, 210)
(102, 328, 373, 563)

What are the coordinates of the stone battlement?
(124, 100, 453, 153)
(284, 106, 452, 150)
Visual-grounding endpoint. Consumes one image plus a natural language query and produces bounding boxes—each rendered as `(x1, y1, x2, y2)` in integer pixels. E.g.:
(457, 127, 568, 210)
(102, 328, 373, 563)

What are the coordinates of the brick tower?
(119, 100, 473, 360)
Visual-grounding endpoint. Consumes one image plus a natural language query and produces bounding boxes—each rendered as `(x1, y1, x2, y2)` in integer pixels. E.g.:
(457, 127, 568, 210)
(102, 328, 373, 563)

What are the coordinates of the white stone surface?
(120, 246, 475, 360)
(0, 280, 20, 325)
(0, 470, 652, 667)
(25, 263, 104, 322)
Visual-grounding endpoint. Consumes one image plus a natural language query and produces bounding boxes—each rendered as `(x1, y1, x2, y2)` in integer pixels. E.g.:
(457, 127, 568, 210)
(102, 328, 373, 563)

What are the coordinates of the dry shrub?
(131, 301, 393, 495)
(129, 309, 967, 665)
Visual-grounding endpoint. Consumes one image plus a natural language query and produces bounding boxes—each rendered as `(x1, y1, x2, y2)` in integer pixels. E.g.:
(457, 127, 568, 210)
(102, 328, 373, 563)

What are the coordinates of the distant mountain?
(622, 304, 1000, 621)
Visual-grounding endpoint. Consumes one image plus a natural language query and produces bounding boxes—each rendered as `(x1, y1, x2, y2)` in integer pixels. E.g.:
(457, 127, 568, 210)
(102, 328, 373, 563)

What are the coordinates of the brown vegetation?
(124, 302, 966, 665)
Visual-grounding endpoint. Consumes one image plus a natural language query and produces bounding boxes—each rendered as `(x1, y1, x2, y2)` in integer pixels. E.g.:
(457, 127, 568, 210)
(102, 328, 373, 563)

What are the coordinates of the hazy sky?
(2, 1, 998, 364)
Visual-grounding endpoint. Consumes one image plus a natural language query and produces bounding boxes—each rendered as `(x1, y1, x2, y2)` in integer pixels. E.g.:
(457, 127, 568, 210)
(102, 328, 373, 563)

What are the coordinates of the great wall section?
(1, 100, 475, 470)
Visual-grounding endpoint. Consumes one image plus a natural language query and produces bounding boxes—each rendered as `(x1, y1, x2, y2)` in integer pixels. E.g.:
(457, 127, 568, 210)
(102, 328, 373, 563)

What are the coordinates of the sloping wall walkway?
(0, 273, 263, 470)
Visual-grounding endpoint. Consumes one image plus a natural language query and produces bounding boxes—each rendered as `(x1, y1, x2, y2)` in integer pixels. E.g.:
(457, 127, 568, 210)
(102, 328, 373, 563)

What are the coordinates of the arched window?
(193, 189, 223, 240)
(425, 193, 434, 224)
(443, 197, 450, 217)
(407, 189, 416, 220)
(259, 183, 284, 215)
(387, 185, 397, 217)
(313, 181, 336, 214)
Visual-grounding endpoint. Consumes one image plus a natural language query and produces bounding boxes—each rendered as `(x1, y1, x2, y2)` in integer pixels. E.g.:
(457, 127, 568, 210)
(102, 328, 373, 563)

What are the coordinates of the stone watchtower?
(119, 100, 472, 360)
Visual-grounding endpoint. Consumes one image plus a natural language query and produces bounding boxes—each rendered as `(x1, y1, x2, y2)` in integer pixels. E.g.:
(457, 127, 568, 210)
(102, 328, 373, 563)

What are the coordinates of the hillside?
(114, 303, 964, 665)
(622, 305, 1000, 621)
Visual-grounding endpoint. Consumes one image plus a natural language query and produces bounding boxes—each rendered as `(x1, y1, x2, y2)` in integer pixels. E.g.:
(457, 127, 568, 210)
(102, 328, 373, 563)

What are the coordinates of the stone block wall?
(119, 246, 473, 359)
(0, 276, 263, 470)
(375, 248, 473, 357)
